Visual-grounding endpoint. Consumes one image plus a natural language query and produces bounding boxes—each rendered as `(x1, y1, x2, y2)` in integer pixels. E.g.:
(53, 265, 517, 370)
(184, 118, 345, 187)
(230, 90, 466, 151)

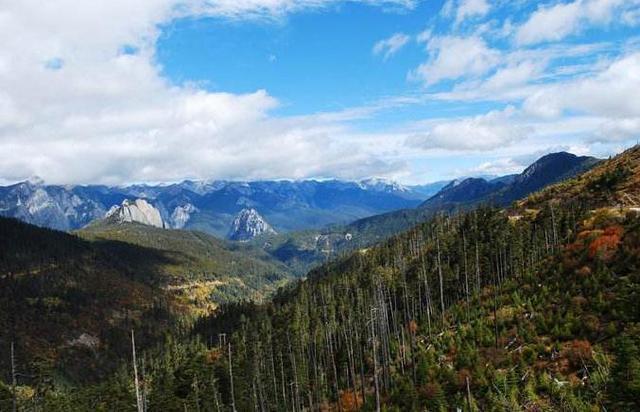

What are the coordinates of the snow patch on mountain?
(358, 178, 409, 193)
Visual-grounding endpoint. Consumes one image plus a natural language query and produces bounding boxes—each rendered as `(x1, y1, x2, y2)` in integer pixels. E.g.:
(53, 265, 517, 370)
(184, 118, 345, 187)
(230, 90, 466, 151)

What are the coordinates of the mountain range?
(0, 178, 425, 237)
(419, 152, 600, 212)
(1, 146, 638, 410)
(253, 152, 601, 272)
(0, 153, 599, 245)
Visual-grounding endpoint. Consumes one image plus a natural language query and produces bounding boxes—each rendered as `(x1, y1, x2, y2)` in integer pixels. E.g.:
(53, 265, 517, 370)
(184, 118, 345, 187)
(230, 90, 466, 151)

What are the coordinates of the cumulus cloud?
(0, 0, 415, 185)
(454, 0, 490, 25)
(523, 52, 640, 119)
(464, 157, 524, 176)
(515, 0, 635, 45)
(592, 118, 640, 143)
(373, 33, 411, 60)
(409, 36, 501, 86)
(405, 107, 531, 151)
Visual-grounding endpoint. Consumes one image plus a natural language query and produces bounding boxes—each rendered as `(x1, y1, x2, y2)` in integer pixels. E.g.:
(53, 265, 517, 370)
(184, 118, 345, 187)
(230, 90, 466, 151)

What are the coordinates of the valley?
(3, 2, 640, 410)
(1, 146, 639, 410)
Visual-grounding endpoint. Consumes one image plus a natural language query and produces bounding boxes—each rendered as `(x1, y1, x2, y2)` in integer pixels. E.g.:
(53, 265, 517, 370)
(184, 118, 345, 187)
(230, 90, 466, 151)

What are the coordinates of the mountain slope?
(0, 217, 180, 384)
(78, 221, 295, 311)
(520, 145, 640, 211)
(143, 150, 640, 411)
(419, 151, 600, 212)
(254, 152, 601, 274)
(499, 151, 600, 204)
(43, 161, 639, 409)
(0, 214, 296, 387)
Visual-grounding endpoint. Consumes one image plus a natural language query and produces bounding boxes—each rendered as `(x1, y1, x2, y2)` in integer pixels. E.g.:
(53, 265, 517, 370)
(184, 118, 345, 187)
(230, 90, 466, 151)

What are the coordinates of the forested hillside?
(5, 146, 638, 411)
(0, 217, 184, 390)
(256, 151, 602, 275)
(79, 222, 295, 314)
(0, 217, 293, 401)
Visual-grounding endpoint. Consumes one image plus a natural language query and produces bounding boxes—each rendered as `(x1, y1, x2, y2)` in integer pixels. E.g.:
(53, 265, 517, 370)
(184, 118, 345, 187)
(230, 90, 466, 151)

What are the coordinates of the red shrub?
(589, 226, 623, 260)
(564, 340, 593, 368)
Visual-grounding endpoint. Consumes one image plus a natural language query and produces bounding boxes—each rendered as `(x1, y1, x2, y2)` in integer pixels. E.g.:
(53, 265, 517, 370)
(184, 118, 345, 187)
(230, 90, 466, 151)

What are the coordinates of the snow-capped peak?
(358, 177, 408, 193)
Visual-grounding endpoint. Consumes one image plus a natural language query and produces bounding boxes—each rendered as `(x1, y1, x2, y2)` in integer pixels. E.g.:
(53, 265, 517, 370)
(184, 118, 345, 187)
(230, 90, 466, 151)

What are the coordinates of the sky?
(0, 0, 639, 186)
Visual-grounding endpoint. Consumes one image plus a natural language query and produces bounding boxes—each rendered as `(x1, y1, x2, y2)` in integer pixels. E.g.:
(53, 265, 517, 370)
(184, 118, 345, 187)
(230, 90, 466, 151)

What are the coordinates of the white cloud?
(410, 36, 501, 86)
(454, 0, 490, 25)
(405, 107, 531, 151)
(515, 0, 630, 45)
(0, 0, 415, 185)
(622, 7, 640, 25)
(465, 157, 524, 176)
(373, 33, 411, 60)
(522, 52, 640, 119)
(592, 118, 640, 142)
(189, 0, 417, 20)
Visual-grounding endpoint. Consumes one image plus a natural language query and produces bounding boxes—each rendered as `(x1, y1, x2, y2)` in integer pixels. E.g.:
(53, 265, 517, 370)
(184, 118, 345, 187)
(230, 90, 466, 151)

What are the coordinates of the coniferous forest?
(1, 147, 640, 411)
(5, 1, 640, 410)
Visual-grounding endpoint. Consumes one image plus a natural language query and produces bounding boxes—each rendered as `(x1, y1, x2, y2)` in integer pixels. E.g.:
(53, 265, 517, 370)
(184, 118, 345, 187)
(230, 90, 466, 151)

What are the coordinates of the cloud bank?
(0, 0, 414, 185)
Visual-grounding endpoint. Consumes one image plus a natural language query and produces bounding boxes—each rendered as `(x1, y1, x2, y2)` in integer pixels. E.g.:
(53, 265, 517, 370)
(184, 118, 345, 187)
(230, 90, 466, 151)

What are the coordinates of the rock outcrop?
(227, 208, 276, 241)
(105, 199, 165, 228)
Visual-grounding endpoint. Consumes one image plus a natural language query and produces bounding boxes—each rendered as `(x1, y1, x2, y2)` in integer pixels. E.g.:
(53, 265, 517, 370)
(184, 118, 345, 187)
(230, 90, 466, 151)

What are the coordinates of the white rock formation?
(171, 203, 197, 229)
(106, 199, 165, 228)
(227, 208, 276, 241)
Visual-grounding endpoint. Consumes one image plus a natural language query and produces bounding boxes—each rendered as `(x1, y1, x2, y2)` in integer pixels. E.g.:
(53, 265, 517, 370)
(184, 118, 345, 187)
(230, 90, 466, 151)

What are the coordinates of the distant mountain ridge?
(255, 151, 602, 273)
(0, 178, 428, 236)
(419, 151, 600, 212)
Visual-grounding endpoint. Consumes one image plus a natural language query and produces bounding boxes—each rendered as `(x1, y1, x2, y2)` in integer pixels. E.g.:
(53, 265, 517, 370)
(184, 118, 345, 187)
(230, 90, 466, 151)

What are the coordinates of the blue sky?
(0, 0, 639, 185)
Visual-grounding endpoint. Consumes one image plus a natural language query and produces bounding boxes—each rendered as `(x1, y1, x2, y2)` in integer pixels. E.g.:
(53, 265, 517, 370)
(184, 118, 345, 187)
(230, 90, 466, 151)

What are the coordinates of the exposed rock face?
(105, 199, 165, 228)
(227, 208, 276, 241)
(0, 178, 424, 235)
(0, 180, 107, 230)
(170, 203, 197, 229)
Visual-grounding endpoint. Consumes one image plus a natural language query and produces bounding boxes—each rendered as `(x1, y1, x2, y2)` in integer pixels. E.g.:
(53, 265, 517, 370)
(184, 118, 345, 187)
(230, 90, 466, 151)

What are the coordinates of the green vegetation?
(2, 146, 640, 411)
(0, 217, 182, 390)
(79, 222, 294, 311)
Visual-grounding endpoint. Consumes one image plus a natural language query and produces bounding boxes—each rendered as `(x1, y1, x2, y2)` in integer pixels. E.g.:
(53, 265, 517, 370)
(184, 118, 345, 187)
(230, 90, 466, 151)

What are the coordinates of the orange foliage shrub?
(338, 389, 363, 411)
(588, 225, 623, 260)
(575, 265, 592, 277)
(204, 349, 222, 364)
(565, 340, 593, 368)
(408, 319, 418, 335)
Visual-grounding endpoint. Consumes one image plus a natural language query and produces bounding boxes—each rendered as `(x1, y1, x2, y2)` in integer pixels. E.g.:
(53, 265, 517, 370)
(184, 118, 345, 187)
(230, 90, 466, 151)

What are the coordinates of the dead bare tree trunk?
(11, 341, 17, 412)
(436, 237, 445, 325)
(131, 330, 143, 412)
(370, 308, 381, 412)
(228, 342, 237, 412)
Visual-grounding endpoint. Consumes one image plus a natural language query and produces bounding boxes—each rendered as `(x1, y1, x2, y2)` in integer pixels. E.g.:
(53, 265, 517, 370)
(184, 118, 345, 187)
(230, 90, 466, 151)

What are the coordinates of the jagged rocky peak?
(105, 198, 165, 228)
(228, 208, 276, 241)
